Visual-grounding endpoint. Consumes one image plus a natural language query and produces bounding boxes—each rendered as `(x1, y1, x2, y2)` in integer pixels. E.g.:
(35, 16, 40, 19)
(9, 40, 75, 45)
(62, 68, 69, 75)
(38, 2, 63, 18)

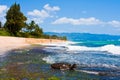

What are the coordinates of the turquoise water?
(73, 41, 120, 47)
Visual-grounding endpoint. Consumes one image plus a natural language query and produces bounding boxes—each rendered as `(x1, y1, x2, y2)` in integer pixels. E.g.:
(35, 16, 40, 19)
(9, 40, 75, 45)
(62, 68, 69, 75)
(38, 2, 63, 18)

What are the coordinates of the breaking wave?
(43, 41, 120, 55)
(66, 44, 120, 55)
(42, 41, 120, 74)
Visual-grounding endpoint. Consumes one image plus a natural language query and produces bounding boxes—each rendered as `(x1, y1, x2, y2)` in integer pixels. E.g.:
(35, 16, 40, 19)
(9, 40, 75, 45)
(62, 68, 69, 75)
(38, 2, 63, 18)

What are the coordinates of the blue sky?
(0, 0, 120, 35)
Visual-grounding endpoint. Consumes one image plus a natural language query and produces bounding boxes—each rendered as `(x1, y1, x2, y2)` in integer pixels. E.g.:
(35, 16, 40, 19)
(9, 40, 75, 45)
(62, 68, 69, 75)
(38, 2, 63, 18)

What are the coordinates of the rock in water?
(51, 63, 77, 70)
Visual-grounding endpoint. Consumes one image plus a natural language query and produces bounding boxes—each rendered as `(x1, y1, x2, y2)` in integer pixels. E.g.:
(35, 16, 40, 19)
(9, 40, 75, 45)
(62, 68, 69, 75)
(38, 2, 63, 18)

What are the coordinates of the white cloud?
(0, 5, 7, 14)
(52, 17, 120, 27)
(0, 5, 8, 24)
(32, 18, 44, 24)
(52, 17, 103, 25)
(44, 4, 60, 11)
(27, 4, 60, 24)
(28, 9, 49, 18)
(107, 20, 120, 27)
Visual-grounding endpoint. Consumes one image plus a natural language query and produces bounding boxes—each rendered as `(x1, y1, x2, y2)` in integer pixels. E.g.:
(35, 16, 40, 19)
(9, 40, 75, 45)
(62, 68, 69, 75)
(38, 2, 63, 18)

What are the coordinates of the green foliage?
(23, 20, 43, 38)
(26, 21, 36, 33)
(50, 35, 67, 40)
(0, 21, 2, 28)
(60, 36, 67, 40)
(47, 76, 60, 80)
(4, 3, 27, 36)
(0, 28, 10, 36)
(42, 34, 49, 39)
(1, 3, 67, 40)
(51, 35, 58, 39)
(16, 32, 31, 38)
(42, 34, 67, 40)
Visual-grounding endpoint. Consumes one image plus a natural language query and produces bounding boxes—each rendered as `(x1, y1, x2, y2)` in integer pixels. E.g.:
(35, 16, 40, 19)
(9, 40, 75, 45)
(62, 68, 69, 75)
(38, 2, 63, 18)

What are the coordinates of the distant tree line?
(0, 3, 67, 40)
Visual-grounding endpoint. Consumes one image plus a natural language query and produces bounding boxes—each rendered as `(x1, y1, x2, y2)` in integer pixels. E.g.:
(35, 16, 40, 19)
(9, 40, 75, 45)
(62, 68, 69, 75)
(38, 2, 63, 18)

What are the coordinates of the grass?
(0, 29, 10, 36)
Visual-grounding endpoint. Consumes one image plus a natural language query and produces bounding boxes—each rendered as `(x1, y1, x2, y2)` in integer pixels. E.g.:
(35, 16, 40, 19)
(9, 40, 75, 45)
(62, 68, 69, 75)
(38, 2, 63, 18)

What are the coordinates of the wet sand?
(0, 36, 66, 55)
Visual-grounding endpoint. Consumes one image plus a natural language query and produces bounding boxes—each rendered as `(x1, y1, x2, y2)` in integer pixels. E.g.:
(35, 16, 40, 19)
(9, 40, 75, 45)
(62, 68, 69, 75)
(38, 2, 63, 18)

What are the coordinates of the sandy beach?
(0, 36, 66, 55)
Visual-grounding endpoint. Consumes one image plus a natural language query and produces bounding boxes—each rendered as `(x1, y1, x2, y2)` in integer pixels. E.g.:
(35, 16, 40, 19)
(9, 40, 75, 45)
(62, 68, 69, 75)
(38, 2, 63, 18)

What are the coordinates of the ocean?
(43, 33, 120, 79)
(0, 33, 120, 80)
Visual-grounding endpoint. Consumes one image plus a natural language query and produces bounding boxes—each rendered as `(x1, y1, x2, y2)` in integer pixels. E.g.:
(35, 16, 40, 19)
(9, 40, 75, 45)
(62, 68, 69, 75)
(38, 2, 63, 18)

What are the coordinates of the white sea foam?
(41, 41, 77, 46)
(42, 41, 120, 72)
(100, 45, 120, 55)
(66, 44, 120, 55)
(42, 56, 55, 64)
(42, 40, 120, 55)
(75, 70, 99, 75)
(42, 55, 120, 71)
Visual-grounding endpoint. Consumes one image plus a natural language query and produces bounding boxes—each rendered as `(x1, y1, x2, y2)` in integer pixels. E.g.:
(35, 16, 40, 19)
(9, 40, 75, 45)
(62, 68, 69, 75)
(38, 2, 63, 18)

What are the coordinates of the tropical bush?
(0, 3, 67, 40)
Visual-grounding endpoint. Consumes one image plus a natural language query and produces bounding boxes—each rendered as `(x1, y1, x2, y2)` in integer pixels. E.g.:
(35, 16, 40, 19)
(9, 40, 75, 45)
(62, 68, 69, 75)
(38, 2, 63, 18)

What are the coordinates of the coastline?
(0, 36, 66, 55)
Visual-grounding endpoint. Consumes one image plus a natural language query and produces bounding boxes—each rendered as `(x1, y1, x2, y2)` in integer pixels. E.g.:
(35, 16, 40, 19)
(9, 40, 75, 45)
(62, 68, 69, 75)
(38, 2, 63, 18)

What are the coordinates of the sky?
(0, 0, 120, 35)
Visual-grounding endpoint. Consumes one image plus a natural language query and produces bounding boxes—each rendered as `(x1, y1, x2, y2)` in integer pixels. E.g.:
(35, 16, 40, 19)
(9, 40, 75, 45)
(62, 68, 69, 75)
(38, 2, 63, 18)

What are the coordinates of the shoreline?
(0, 36, 66, 55)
